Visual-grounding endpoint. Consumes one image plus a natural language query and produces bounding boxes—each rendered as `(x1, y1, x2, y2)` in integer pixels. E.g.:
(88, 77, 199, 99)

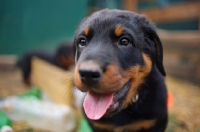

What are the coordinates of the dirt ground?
(166, 77, 200, 132)
(0, 69, 200, 132)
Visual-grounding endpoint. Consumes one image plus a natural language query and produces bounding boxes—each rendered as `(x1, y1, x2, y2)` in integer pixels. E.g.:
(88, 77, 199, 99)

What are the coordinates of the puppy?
(17, 42, 74, 85)
(74, 9, 167, 132)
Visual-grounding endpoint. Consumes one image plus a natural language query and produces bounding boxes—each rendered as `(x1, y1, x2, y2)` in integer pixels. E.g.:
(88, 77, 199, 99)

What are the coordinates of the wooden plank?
(0, 55, 18, 70)
(158, 29, 200, 47)
(164, 52, 200, 84)
(31, 57, 74, 106)
(199, 16, 200, 30)
(159, 29, 200, 84)
(123, 0, 138, 12)
(138, 1, 200, 23)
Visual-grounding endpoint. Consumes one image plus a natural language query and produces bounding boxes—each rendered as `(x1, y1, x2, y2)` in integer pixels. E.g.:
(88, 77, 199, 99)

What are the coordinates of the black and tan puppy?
(74, 9, 167, 132)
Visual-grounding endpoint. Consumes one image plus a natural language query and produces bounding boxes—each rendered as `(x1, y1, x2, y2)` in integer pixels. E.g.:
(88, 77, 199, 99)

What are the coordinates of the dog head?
(73, 9, 165, 120)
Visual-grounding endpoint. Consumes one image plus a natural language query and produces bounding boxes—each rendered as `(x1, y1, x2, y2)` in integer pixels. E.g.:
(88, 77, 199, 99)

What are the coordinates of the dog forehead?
(89, 9, 130, 20)
(78, 9, 137, 31)
(76, 9, 154, 37)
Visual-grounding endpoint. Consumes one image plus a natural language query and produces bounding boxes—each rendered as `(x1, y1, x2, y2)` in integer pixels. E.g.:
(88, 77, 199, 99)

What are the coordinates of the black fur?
(74, 9, 167, 132)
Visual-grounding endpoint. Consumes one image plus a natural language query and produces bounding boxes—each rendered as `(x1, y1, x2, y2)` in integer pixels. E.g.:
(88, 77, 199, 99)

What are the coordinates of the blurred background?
(0, 0, 200, 132)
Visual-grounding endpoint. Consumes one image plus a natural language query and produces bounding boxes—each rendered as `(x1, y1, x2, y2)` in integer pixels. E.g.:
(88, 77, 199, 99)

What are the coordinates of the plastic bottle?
(17, 86, 42, 99)
(0, 110, 12, 128)
(0, 126, 13, 132)
(0, 96, 76, 132)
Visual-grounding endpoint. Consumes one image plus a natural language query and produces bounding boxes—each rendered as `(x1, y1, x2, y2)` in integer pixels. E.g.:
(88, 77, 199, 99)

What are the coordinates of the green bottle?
(17, 86, 42, 99)
(0, 110, 12, 128)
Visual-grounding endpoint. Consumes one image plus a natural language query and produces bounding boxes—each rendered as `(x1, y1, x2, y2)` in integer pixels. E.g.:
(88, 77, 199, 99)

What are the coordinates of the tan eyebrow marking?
(84, 26, 90, 36)
(114, 25, 124, 36)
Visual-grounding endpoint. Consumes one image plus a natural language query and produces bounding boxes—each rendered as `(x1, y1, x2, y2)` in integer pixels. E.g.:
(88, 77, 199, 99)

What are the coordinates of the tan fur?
(74, 65, 88, 92)
(121, 53, 152, 108)
(114, 25, 124, 36)
(91, 121, 114, 131)
(114, 119, 156, 132)
(74, 53, 151, 99)
(84, 27, 90, 36)
(74, 64, 126, 94)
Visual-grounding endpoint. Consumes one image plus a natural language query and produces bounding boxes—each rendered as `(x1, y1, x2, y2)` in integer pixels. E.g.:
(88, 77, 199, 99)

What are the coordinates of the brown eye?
(79, 38, 86, 47)
(120, 38, 130, 46)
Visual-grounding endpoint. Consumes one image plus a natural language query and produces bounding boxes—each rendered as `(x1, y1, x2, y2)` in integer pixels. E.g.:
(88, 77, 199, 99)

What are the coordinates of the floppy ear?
(132, 14, 165, 76)
(146, 28, 166, 76)
(152, 30, 166, 76)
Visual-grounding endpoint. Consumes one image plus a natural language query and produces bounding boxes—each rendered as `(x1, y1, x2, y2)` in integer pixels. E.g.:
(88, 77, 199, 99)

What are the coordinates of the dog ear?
(145, 27, 166, 76)
(151, 30, 166, 76)
(132, 14, 165, 76)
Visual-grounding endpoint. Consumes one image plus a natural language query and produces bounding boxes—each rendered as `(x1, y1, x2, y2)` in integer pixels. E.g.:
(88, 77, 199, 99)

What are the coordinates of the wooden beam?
(157, 29, 200, 54)
(158, 29, 200, 42)
(138, 1, 200, 23)
(123, 0, 138, 12)
(199, 15, 200, 30)
(32, 57, 74, 106)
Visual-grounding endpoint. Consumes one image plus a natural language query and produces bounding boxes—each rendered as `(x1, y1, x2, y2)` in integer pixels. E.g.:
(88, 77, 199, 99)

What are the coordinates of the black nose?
(79, 61, 102, 84)
(79, 69, 101, 83)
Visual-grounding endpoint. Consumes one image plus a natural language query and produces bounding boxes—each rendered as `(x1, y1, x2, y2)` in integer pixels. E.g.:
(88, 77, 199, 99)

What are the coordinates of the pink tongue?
(83, 91, 113, 120)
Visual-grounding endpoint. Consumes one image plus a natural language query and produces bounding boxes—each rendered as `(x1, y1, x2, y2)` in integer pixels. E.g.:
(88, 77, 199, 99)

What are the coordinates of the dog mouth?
(107, 81, 131, 113)
(83, 81, 131, 120)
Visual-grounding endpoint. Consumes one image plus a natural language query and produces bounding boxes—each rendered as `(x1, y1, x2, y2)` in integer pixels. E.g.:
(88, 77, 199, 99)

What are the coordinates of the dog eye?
(78, 38, 87, 47)
(119, 38, 130, 46)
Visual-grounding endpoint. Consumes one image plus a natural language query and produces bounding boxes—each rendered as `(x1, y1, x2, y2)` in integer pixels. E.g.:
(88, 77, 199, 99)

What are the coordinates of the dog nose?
(79, 61, 102, 84)
(79, 69, 101, 83)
